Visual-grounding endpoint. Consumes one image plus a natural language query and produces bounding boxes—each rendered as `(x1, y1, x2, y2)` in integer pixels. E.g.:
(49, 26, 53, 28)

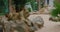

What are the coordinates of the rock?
(1, 16, 35, 32)
(0, 6, 44, 32)
(0, 25, 3, 32)
(28, 15, 44, 29)
(49, 17, 60, 22)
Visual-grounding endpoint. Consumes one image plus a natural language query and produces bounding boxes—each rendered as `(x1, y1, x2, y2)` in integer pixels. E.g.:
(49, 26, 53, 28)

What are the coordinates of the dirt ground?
(29, 14, 60, 32)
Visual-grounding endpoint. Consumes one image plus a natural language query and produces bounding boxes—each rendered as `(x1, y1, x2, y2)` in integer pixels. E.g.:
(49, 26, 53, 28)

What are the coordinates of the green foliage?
(51, 0, 60, 17)
(0, 0, 5, 13)
(27, 0, 38, 11)
(28, 8, 31, 12)
(0, 0, 9, 16)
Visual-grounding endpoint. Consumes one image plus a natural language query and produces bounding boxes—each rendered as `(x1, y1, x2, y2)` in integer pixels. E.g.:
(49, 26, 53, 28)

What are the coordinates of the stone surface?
(35, 14, 60, 32)
(28, 15, 44, 29)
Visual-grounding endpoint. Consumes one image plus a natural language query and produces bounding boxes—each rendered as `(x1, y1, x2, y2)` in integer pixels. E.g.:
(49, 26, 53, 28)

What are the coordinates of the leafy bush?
(51, 0, 60, 17)
(0, 0, 9, 16)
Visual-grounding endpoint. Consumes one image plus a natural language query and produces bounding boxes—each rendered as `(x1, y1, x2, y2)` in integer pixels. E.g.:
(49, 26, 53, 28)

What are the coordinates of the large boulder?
(28, 15, 44, 29)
